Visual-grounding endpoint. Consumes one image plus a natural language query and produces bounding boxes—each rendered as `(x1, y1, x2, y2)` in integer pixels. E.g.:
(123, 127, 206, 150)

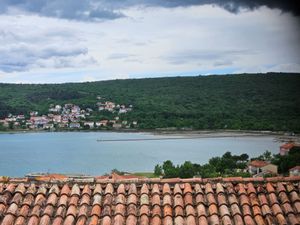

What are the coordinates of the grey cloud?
(107, 53, 136, 60)
(163, 49, 254, 65)
(0, 0, 125, 21)
(0, 0, 298, 21)
(0, 33, 96, 72)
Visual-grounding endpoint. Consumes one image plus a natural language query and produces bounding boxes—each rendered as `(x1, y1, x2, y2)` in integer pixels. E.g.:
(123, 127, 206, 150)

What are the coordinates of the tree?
(162, 160, 178, 178)
(154, 164, 162, 176)
(178, 161, 196, 178)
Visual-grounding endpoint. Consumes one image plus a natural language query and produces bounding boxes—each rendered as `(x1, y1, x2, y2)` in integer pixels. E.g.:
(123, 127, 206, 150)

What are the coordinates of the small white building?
(84, 122, 94, 128)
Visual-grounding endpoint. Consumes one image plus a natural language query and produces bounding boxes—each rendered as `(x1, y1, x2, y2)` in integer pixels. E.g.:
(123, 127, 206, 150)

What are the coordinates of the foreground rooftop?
(0, 176, 300, 225)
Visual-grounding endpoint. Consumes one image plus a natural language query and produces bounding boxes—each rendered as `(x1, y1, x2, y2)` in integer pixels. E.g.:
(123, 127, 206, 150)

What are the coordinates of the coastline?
(0, 129, 299, 143)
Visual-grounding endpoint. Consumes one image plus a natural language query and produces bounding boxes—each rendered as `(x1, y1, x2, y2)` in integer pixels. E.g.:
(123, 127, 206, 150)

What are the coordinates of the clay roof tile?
(173, 184, 182, 195)
(152, 205, 161, 218)
(151, 194, 161, 206)
(151, 184, 160, 195)
(71, 184, 81, 196)
(174, 195, 184, 208)
(140, 193, 150, 205)
(46, 193, 58, 206)
(127, 194, 138, 205)
(174, 216, 184, 225)
(15, 183, 26, 195)
(91, 204, 101, 217)
(150, 216, 161, 225)
(128, 183, 137, 195)
(55, 205, 67, 218)
(174, 205, 184, 217)
(113, 214, 124, 225)
(114, 194, 125, 205)
(139, 204, 150, 216)
(37, 184, 47, 195)
(186, 215, 196, 225)
(25, 183, 36, 195)
(43, 205, 54, 217)
(198, 216, 208, 225)
(49, 184, 60, 195)
(117, 184, 126, 195)
(82, 184, 92, 196)
(66, 204, 77, 217)
(93, 184, 102, 195)
(216, 183, 225, 194)
(57, 194, 68, 207)
(183, 183, 192, 195)
(162, 184, 171, 195)
(205, 183, 214, 194)
(4, 183, 16, 194)
(194, 184, 203, 195)
(184, 193, 193, 206)
(18, 204, 30, 217)
(246, 183, 256, 195)
(141, 183, 149, 195)
(115, 203, 126, 216)
(276, 183, 286, 194)
(127, 203, 137, 216)
(102, 215, 112, 225)
(162, 194, 172, 206)
(163, 205, 172, 217)
(1, 214, 16, 225)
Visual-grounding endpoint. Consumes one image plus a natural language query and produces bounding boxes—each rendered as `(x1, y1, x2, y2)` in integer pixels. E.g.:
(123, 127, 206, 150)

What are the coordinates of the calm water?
(0, 132, 281, 177)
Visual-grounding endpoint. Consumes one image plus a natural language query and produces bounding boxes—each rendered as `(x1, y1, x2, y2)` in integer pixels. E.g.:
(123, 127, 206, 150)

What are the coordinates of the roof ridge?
(1, 176, 300, 184)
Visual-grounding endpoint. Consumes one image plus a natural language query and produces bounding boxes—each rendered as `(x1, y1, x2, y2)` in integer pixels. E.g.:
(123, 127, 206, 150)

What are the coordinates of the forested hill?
(1, 73, 300, 132)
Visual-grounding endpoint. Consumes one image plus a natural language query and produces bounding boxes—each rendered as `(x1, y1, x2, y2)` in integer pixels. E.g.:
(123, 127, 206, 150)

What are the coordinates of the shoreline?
(0, 129, 299, 142)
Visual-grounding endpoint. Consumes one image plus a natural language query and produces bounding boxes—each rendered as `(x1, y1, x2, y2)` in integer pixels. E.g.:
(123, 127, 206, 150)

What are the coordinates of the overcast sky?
(0, 0, 299, 83)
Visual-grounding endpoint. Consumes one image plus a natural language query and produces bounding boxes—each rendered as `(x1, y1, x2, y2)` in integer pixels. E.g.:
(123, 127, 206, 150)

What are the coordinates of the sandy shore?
(0, 129, 299, 143)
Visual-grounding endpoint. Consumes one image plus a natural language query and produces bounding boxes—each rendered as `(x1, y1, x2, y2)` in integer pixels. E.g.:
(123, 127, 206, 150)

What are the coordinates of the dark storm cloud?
(0, 0, 298, 21)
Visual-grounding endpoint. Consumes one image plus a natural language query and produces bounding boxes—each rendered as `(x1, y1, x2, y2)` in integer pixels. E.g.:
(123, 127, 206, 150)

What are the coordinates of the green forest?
(1, 72, 300, 132)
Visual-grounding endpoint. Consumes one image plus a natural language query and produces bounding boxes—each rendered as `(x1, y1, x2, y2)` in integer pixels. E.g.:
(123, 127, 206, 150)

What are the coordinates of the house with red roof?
(248, 160, 278, 177)
(280, 142, 296, 155)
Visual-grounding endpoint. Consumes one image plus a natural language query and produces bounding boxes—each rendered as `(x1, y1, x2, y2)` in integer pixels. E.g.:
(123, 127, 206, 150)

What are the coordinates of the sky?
(0, 0, 299, 83)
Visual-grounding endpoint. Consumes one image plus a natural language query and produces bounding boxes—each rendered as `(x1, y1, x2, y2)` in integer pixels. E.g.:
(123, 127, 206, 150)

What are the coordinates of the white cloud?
(0, 5, 299, 83)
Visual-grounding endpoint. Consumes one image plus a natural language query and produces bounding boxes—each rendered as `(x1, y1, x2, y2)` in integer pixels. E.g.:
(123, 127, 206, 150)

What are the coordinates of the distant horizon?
(1, 71, 299, 85)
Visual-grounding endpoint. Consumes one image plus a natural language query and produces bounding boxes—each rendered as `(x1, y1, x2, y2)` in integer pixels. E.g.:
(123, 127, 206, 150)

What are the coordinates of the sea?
(0, 132, 281, 177)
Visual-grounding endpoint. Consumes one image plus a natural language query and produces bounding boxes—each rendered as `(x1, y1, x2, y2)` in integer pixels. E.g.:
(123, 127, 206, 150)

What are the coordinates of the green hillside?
(1, 73, 300, 132)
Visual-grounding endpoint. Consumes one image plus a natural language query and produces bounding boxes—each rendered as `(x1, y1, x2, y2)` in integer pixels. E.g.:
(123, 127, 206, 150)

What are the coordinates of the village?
(0, 97, 138, 131)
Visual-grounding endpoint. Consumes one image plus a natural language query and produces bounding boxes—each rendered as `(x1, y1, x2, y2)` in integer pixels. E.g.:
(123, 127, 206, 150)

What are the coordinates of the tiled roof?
(280, 143, 295, 150)
(290, 166, 300, 171)
(0, 177, 300, 225)
(248, 160, 269, 168)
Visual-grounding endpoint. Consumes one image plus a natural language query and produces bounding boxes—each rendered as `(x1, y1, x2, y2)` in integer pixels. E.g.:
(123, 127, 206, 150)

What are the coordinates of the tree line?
(1, 73, 300, 132)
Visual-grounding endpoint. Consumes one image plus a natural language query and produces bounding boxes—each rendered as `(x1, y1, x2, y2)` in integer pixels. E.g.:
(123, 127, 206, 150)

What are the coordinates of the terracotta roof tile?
(141, 184, 149, 195)
(151, 194, 161, 206)
(151, 184, 160, 196)
(0, 177, 299, 225)
(174, 205, 184, 217)
(162, 184, 171, 195)
(162, 195, 172, 206)
(150, 215, 161, 225)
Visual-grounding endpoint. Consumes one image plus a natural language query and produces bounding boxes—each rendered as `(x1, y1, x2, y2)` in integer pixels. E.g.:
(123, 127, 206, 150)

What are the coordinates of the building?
(96, 120, 109, 127)
(69, 123, 81, 129)
(248, 160, 278, 177)
(0, 176, 299, 225)
(112, 123, 122, 129)
(84, 122, 94, 128)
(289, 166, 300, 176)
(280, 142, 295, 155)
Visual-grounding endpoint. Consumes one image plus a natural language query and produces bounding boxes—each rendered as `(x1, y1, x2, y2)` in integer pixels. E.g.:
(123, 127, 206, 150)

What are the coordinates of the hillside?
(1, 73, 300, 132)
